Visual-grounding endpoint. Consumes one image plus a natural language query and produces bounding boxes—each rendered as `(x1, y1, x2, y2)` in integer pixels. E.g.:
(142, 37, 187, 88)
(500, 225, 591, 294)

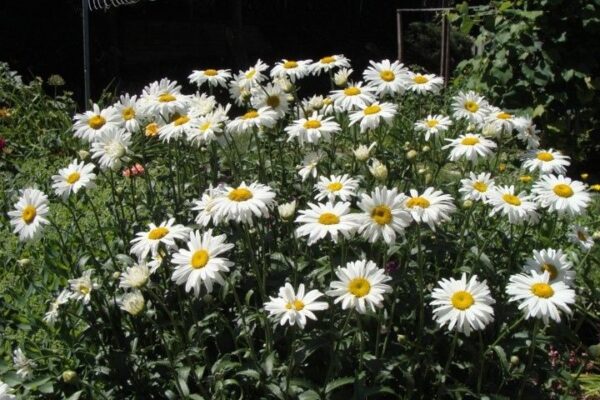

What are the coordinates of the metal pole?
(396, 10, 403, 62)
(82, 0, 91, 109)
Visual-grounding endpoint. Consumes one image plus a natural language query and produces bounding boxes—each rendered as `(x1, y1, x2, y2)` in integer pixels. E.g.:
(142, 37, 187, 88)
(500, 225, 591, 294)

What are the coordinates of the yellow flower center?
(327, 182, 343, 192)
(553, 184, 574, 198)
(473, 181, 488, 193)
(266, 95, 280, 108)
(67, 172, 81, 184)
(228, 188, 253, 202)
(242, 110, 258, 120)
(122, 107, 135, 120)
(285, 299, 305, 311)
(158, 93, 176, 103)
(464, 100, 479, 113)
(200, 121, 211, 131)
(78, 285, 90, 295)
(363, 105, 381, 115)
(245, 69, 256, 79)
(320, 56, 336, 64)
(379, 70, 395, 82)
(344, 87, 361, 96)
(519, 175, 532, 183)
(540, 263, 558, 281)
(145, 122, 159, 137)
(323, 97, 333, 105)
(173, 115, 190, 126)
(413, 74, 428, 84)
(502, 194, 521, 206)
(537, 151, 554, 162)
(148, 227, 169, 240)
(318, 212, 340, 225)
(283, 61, 298, 69)
(21, 205, 37, 224)
(451, 290, 474, 310)
(191, 249, 209, 269)
(461, 136, 480, 146)
(531, 282, 554, 298)
(304, 119, 322, 129)
(204, 69, 218, 76)
(371, 205, 392, 225)
(497, 112, 512, 120)
(348, 277, 371, 298)
(406, 196, 430, 209)
(426, 119, 439, 128)
(88, 115, 106, 130)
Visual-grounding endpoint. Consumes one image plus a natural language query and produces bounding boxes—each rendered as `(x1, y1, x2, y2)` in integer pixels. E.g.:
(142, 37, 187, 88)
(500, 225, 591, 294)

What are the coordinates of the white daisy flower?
(171, 230, 234, 296)
(114, 94, 143, 133)
(532, 174, 591, 216)
(513, 116, 541, 149)
(311, 54, 351, 75)
(119, 290, 145, 316)
(250, 82, 289, 118)
(430, 273, 495, 336)
(443, 133, 497, 162)
(139, 78, 188, 118)
(362, 59, 408, 96)
(90, 127, 132, 170)
(158, 112, 198, 143)
(333, 67, 353, 87)
(120, 262, 151, 289)
(329, 81, 376, 112)
(295, 201, 358, 245)
(277, 200, 297, 221)
(327, 259, 392, 314)
(459, 172, 495, 202)
(192, 184, 226, 227)
(403, 71, 444, 94)
(51, 159, 96, 199)
(188, 68, 231, 88)
(353, 142, 377, 161)
(314, 174, 360, 202)
(301, 95, 335, 117)
(285, 112, 341, 146)
(68, 269, 99, 304)
(506, 271, 575, 324)
(227, 107, 278, 135)
(188, 110, 228, 145)
(187, 92, 217, 118)
(404, 187, 456, 230)
(238, 59, 270, 89)
(368, 159, 388, 181)
(297, 151, 324, 181)
(0, 379, 16, 399)
(356, 186, 411, 244)
(451, 91, 489, 124)
(484, 107, 515, 134)
(348, 101, 397, 133)
(43, 289, 70, 326)
(130, 218, 191, 259)
(13, 348, 36, 379)
(568, 225, 594, 251)
(270, 58, 313, 82)
(72, 103, 121, 142)
(414, 114, 452, 141)
(522, 148, 571, 175)
(264, 283, 329, 329)
(523, 248, 575, 286)
(8, 188, 50, 242)
(488, 185, 539, 224)
(211, 182, 276, 225)
(228, 74, 252, 106)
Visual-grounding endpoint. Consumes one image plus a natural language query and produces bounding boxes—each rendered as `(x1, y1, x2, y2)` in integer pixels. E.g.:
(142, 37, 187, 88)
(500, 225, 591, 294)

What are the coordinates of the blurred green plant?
(449, 0, 600, 173)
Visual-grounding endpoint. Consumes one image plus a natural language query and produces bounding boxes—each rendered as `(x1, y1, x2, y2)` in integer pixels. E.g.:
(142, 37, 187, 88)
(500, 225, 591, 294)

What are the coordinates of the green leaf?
(492, 345, 509, 372)
(325, 376, 355, 394)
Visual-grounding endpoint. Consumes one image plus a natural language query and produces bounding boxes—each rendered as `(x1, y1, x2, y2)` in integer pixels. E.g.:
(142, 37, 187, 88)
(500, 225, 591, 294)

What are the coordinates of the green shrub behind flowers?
(0, 57, 599, 399)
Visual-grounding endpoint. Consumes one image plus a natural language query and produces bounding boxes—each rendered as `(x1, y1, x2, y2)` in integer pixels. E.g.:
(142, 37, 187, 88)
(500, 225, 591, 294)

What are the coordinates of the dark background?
(0, 0, 473, 107)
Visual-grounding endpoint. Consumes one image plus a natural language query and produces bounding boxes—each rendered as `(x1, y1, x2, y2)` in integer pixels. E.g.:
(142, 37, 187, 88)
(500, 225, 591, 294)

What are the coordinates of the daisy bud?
(422, 145, 430, 153)
(278, 200, 297, 221)
(580, 173, 589, 180)
(481, 123, 498, 137)
(462, 200, 474, 209)
(498, 163, 507, 172)
(403, 141, 411, 150)
(353, 142, 376, 161)
(510, 355, 520, 366)
(119, 291, 145, 316)
(112, 271, 121, 280)
(593, 231, 600, 240)
(425, 173, 433, 184)
(519, 175, 533, 183)
(406, 149, 418, 160)
(17, 258, 30, 267)
(466, 123, 477, 132)
(62, 370, 78, 383)
(369, 159, 388, 181)
(334, 68, 352, 87)
(122, 168, 131, 177)
(417, 168, 427, 175)
(77, 149, 89, 160)
(396, 334, 407, 342)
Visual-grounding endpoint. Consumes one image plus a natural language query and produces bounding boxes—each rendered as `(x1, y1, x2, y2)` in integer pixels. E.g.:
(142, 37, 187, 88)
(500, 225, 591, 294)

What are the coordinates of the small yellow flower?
(145, 122, 159, 137)
(590, 184, 600, 192)
(519, 175, 533, 183)
(0, 107, 11, 118)
(498, 163, 507, 172)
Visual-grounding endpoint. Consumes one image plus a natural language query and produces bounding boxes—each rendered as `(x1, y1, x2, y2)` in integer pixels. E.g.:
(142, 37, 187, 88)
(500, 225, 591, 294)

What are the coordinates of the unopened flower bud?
(425, 173, 433, 184)
(396, 334, 406, 343)
(421, 145, 430, 153)
(417, 168, 427, 175)
(278, 200, 297, 221)
(466, 123, 476, 132)
(78, 150, 89, 160)
(112, 271, 121, 280)
(353, 142, 376, 161)
(62, 370, 78, 383)
(406, 150, 418, 160)
(592, 231, 600, 240)
(463, 200, 473, 209)
(17, 258, 30, 267)
(510, 355, 520, 366)
(369, 159, 388, 181)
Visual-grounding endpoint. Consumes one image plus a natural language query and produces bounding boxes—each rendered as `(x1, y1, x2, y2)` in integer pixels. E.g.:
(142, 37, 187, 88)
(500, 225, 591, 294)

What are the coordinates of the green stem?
(518, 319, 540, 400)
